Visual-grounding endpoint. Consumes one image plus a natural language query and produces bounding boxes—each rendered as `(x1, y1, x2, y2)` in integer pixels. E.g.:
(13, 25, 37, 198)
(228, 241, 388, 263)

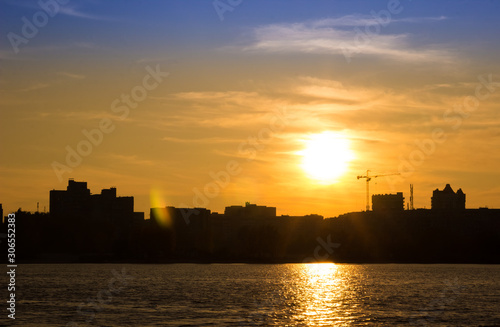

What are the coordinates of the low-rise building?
(372, 192, 405, 211)
(431, 184, 466, 210)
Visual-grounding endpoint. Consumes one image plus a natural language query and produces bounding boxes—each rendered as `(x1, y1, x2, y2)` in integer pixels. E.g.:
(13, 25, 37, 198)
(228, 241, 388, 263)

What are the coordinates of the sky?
(1, 0, 500, 218)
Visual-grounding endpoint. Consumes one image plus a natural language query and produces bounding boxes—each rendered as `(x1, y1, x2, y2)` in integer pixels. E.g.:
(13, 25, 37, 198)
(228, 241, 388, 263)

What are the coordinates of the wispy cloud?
(100, 153, 157, 167)
(170, 91, 260, 101)
(146, 90, 286, 130)
(311, 15, 447, 27)
(240, 16, 453, 63)
(162, 136, 238, 144)
(2, 83, 51, 93)
(57, 6, 115, 21)
(294, 76, 380, 105)
(22, 110, 117, 122)
(2, 0, 115, 21)
(0, 42, 99, 63)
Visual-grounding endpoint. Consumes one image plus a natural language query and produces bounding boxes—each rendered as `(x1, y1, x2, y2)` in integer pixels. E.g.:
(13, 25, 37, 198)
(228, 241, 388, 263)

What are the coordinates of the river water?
(8, 263, 500, 326)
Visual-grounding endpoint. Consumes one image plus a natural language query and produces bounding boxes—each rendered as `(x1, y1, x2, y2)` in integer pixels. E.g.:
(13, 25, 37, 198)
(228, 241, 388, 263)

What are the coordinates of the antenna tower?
(410, 184, 414, 210)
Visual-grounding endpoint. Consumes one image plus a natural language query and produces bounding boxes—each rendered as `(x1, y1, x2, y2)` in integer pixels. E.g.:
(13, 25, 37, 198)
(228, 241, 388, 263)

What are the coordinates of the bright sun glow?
(298, 131, 354, 184)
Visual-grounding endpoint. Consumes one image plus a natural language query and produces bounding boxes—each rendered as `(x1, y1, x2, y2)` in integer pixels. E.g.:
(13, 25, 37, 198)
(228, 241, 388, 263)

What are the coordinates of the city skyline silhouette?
(2, 178, 499, 264)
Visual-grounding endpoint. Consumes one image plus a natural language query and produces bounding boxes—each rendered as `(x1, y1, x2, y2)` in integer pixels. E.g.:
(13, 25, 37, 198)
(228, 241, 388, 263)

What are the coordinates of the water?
(7, 264, 500, 326)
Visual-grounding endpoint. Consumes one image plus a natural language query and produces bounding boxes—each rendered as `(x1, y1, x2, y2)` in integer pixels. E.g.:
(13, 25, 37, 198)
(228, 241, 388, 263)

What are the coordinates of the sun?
(298, 131, 354, 184)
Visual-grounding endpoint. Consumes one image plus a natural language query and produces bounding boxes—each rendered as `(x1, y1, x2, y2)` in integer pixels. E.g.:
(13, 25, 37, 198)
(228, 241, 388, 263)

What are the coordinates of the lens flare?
(149, 187, 173, 228)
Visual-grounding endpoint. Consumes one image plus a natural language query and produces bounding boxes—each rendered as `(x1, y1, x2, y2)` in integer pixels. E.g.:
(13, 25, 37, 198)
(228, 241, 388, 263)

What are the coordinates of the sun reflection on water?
(276, 263, 364, 326)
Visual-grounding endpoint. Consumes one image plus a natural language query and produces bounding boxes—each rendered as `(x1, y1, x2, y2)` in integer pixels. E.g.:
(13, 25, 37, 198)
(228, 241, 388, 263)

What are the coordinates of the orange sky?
(1, 1, 500, 217)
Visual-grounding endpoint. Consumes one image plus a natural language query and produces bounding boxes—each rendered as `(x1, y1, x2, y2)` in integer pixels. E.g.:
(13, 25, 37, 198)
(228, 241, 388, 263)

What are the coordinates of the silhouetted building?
(150, 206, 211, 227)
(0, 203, 3, 224)
(50, 179, 142, 224)
(224, 202, 276, 218)
(372, 193, 404, 211)
(50, 179, 91, 220)
(431, 184, 466, 210)
(133, 212, 145, 224)
(280, 214, 323, 222)
(150, 206, 212, 256)
(90, 187, 135, 225)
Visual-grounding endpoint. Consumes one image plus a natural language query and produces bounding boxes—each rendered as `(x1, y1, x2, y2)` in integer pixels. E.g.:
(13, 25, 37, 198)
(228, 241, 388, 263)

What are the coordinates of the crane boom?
(357, 170, 400, 211)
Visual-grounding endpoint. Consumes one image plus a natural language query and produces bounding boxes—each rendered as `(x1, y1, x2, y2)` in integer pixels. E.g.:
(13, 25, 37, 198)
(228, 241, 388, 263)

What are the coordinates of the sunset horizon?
(2, 1, 500, 326)
(2, 0, 500, 218)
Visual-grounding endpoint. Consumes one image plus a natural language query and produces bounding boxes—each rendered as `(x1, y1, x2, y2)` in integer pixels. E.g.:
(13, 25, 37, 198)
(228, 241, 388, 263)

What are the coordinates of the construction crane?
(357, 170, 401, 211)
